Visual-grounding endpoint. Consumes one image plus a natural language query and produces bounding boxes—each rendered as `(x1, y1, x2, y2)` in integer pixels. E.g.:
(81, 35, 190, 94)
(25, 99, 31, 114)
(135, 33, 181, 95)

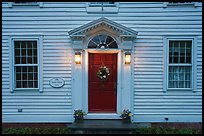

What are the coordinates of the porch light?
(125, 52, 131, 64)
(75, 52, 81, 64)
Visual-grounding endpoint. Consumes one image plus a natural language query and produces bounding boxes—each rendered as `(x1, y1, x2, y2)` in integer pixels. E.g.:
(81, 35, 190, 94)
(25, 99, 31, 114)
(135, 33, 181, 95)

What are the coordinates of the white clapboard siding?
(2, 2, 202, 122)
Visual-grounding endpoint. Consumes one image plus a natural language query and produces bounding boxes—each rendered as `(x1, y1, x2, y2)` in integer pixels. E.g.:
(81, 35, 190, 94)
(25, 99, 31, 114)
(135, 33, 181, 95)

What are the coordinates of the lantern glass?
(75, 52, 81, 64)
(125, 53, 131, 64)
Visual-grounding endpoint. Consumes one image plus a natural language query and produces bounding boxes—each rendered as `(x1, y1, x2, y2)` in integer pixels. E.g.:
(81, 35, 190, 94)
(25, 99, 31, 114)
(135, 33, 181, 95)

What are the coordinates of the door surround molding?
(72, 48, 133, 120)
(70, 17, 136, 121)
(85, 50, 121, 119)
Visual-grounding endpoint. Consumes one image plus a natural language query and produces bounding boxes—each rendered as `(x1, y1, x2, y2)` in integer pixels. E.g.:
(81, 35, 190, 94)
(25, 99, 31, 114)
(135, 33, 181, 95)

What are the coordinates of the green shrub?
(2, 127, 201, 134)
(134, 127, 201, 134)
(2, 128, 70, 134)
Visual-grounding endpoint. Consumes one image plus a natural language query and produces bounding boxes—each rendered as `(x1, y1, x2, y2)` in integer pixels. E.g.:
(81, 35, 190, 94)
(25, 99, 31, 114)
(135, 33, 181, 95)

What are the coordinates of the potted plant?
(120, 109, 133, 123)
(73, 109, 86, 123)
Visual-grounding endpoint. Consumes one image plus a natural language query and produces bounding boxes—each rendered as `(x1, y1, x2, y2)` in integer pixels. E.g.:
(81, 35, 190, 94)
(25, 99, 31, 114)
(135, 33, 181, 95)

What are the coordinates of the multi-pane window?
(168, 40, 192, 88)
(10, 2, 43, 8)
(88, 34, 118, 49)
(164, 2, 196, 8)
(87, 2, 118, 13)
(14, 2, 38, 4)
(168, 2, 193, 4)
(14, 41, 38, 88)
(90, 2, 115, 6)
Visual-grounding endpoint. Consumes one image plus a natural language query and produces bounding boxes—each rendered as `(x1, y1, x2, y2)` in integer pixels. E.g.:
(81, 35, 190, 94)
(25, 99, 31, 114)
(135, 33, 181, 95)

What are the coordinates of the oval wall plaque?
(49, 78, 65, 88)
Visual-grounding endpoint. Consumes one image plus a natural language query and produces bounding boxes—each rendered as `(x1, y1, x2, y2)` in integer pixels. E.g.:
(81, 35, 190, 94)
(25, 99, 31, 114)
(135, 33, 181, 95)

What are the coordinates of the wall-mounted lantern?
(75, 51, 81, 64)
(125, 52, 131, 64)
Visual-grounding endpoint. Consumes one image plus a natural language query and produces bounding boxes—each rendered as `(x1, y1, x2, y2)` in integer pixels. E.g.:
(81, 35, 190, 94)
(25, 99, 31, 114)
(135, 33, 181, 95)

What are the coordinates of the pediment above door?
(68, 17, 138, 50)
(69, 17, 137, 39)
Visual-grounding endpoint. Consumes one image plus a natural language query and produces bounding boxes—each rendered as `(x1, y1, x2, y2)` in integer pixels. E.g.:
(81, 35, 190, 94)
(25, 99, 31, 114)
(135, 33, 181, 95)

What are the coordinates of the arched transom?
(88, 34, 118, 49)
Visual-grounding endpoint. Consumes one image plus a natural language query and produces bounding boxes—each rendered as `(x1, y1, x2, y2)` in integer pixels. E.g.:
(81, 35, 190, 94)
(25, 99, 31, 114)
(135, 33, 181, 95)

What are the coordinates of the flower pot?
(74, 118, 84, 123)
(122, 118, 131, 124)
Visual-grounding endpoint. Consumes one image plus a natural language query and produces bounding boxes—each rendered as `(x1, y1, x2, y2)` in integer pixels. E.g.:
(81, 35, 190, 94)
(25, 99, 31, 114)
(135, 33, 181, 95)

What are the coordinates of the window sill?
(11, 88, 43, 93)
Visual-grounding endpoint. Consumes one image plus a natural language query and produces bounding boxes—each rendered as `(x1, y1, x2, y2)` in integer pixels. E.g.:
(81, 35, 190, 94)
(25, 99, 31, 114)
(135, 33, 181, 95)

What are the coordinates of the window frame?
(10, 36, 43, 93)
(87, 34, 118, 49)
(163, 2, 199, 8)
(89, 2, 116, 7)
(163, 36, 197, 92)
(9, 2, 43, 8)
(86, 2, 119, 14)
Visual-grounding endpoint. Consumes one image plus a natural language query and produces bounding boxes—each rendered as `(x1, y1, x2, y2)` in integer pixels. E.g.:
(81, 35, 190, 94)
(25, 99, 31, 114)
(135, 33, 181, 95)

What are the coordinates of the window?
(163, 2, 197, 8)
(14, 2, 38, 5)
(168, 40, 192, 89)
(89, 2, 115, 7)
(86, 2, 118, 13)
(88, 34, 118, 49)
(168, 2, 193, 4)
(9, 2, 43, 8)
(14, 41, 38, 89)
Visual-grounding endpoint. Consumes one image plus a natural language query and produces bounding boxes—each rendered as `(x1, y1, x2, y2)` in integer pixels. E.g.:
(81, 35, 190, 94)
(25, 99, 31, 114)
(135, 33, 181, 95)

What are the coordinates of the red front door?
(88, 53, 117, 113)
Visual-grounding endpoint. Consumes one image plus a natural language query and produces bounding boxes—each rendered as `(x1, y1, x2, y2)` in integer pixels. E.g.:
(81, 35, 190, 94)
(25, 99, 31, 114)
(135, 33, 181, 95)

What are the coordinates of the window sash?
(169, 40, 192, 64)
(167, 40, 193, 89)
(14, 40, 38, 89)
(168, 66, 192, 88)
(14, 41, 37, 65)
(15, 66, 38, 89)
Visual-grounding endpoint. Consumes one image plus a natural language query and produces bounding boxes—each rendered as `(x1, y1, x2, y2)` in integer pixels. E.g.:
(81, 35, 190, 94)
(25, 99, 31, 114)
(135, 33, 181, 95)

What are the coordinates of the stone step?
(68, 119, 150, 134)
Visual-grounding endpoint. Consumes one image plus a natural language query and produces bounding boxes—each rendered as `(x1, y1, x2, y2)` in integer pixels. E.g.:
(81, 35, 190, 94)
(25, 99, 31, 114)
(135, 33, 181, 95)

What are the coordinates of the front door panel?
(88, 53, 117, 113)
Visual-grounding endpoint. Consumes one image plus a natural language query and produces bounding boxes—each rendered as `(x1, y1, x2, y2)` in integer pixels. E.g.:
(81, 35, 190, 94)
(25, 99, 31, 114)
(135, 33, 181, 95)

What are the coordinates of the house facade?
(2, 2, 202, 123)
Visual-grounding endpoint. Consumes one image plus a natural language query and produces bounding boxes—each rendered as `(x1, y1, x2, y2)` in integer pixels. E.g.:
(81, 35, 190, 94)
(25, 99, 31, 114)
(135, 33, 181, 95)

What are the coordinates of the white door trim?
(83, 50, 122, 119)
(72, 48, 132, 120)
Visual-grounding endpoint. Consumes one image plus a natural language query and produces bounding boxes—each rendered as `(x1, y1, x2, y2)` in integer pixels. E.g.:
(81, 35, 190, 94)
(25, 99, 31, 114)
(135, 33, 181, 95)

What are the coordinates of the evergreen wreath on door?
(96, 66, 110, 80)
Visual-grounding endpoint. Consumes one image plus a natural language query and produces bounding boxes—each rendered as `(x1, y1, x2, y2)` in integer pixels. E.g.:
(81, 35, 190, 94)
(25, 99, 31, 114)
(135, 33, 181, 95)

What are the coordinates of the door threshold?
(86, 113, 120, 119)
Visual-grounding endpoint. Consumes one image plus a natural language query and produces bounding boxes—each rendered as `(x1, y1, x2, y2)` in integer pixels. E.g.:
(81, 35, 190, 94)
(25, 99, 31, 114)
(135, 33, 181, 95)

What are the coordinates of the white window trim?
(9, 36, 43, 93)
(86, 2, 119, 14)
(163, 36, 197, 93)
(89, 2, 116, 7)
(163, 2, 199, 8)
(9, 2, 43, 8)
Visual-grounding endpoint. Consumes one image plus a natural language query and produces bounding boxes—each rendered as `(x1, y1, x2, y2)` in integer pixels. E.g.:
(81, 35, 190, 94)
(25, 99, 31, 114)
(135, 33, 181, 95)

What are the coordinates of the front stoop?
(68, 119, 150, 134)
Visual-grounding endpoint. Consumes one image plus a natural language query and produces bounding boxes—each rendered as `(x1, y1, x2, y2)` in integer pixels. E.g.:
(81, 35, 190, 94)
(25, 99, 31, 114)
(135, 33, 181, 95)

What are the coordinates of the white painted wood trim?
(130, 47, 135, 122)
(10, 2, 43, 8)
(72, 50, 83, 111)
(117, 51, 122, 117)
(163, 36, 197, 93)
(83, 50, 89, 114)
(163, 36, 168, 93)
(9, 36, 43, 93)
(193, 37, 198, 93)
(9, 36, 14, 93)
(86, 2, 119, 14)
(39, 36, 43, 93)
(86, 113, 119, 119)
(121, 50, 132, 116)
(82, 50, 123, 119)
